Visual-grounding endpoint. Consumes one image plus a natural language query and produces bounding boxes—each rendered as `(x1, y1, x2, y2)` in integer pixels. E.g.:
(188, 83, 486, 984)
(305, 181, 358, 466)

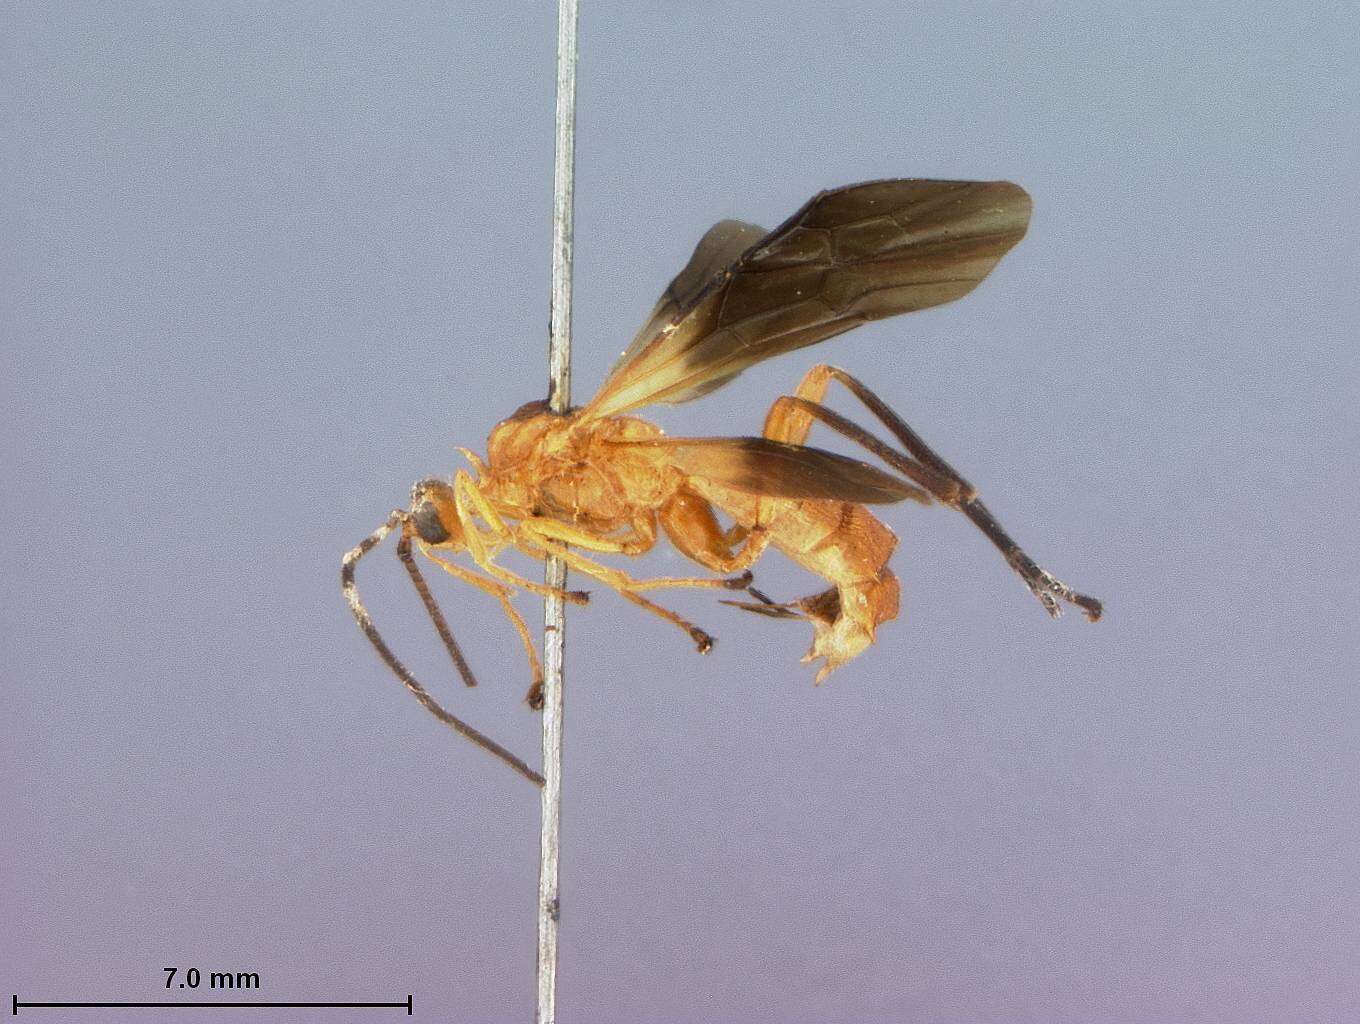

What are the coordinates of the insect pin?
(343, 178, 1102, 783)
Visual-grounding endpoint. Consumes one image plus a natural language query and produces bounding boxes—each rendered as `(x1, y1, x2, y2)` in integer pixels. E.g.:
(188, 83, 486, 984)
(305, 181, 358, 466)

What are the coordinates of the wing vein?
(584, 179, 1031, 419)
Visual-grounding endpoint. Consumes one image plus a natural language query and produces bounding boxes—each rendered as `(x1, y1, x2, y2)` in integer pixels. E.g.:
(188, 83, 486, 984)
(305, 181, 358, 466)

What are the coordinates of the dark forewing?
(609, 219, 768, 378)
(584, 179, 1031, 420)
(618, 437, 924, 504)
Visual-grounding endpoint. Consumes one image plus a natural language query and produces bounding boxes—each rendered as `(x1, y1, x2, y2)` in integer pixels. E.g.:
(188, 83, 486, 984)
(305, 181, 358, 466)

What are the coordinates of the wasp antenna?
(395, 526, 480, 689)
(342, 512, 544, 786)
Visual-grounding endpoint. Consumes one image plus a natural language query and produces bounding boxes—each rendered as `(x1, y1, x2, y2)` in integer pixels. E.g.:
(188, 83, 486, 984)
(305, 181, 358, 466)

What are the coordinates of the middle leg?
(515, 519, 753, 595)
(513, 527, 752, 654)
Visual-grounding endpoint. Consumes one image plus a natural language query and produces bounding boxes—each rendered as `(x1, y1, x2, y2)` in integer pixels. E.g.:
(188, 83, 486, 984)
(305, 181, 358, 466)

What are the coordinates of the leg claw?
(1024, 567, 1103, 622)
(525, 679, 545, 710)
(689, 628, 715, 654)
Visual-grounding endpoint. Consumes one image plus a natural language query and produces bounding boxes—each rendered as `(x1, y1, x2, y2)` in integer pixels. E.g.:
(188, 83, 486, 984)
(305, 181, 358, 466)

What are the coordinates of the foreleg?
(450, 471, 589, 604)
(341, 511, 542, 784)
(418, 545, 547, 707)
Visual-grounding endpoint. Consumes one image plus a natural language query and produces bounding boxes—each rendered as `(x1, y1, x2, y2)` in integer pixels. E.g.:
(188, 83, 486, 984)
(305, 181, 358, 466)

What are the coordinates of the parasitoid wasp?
(342, 178, 1102, 784)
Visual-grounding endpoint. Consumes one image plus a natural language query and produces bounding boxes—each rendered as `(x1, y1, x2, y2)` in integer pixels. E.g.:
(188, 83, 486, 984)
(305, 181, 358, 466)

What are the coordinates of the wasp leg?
(450, 471, 589, 605)
(516, 520, 752, 595)
(517, 513, 658, 556)
(519, 512, 659, 556)
(341, 512, 543, 785)
(720, 585, 806, 620)
(417, 543, 549, 708)
(658, 487, 772, 575)
(528, 495, 773, 614)
(767, 363, 1102, 621)
(514, 529, 747, 654)
(659, 491, 778, 611)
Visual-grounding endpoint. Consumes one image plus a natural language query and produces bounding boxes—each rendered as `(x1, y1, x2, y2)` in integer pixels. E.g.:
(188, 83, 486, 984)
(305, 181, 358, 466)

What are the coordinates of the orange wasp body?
(343, 179, 1102, 783)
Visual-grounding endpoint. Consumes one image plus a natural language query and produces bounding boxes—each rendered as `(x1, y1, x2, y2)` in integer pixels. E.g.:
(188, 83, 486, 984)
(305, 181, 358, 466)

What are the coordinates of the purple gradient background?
(4, 2, 1357, 1021)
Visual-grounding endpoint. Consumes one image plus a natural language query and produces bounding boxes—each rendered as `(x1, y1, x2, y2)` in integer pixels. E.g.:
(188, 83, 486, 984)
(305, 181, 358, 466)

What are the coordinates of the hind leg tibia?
(766, 364, 1102, 622)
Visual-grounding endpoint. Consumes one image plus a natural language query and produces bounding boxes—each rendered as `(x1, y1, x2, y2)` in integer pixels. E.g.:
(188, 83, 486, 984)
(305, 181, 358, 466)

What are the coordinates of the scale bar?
(13, 995, 413, 1015)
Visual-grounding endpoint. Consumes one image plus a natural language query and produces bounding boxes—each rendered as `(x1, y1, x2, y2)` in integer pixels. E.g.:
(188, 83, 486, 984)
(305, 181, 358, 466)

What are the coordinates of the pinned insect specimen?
(342, 178, 1102, 783)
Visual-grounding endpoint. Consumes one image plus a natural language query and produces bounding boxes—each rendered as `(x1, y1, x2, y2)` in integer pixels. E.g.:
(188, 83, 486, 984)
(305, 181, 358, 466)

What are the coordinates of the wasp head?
(409, 478, 464, 547)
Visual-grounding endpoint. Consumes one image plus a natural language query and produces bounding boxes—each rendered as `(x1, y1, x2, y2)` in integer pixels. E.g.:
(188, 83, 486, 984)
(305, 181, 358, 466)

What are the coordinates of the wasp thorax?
(486, 403, 579, 472)
(409, 478, 463, 546)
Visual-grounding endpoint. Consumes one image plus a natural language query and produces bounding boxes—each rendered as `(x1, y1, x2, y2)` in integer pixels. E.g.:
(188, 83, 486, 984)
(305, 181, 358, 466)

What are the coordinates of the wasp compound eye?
(409, 478, 458, 545)
(411, 500, 450, 544)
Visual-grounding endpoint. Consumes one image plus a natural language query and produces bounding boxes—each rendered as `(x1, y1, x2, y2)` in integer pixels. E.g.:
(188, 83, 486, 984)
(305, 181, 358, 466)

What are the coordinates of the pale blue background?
(4, 2, 1357, 1021)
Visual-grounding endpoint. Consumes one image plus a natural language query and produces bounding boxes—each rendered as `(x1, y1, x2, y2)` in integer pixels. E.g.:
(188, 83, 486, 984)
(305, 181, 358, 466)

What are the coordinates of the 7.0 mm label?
(163, 968, 260, 990)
